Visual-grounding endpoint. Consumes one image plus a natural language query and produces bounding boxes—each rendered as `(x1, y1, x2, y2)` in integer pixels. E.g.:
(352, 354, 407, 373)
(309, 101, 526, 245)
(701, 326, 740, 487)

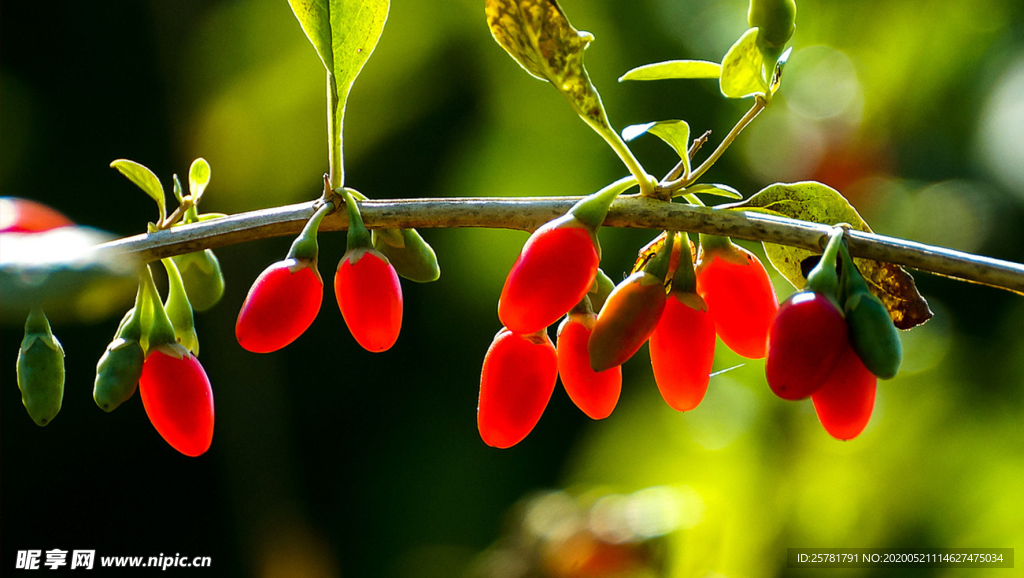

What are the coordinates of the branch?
(92, 196, 1024, 295)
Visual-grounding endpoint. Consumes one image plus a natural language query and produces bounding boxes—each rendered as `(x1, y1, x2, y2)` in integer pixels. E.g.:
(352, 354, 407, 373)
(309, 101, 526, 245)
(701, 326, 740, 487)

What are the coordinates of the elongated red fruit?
(236, 259, 322, 353)
(812, 345, 877, 440)
(588, 271, 667, 372)
(649, 293, 716, 411)
(335, 249, 403, 352)
(696, 243, 778, 359)
(478, 328, 558, 448)
(556, 314, 621, 419)
(139, 345, 214, 457)
(765, 291, 847, 400)
(499, 215, 599, 335)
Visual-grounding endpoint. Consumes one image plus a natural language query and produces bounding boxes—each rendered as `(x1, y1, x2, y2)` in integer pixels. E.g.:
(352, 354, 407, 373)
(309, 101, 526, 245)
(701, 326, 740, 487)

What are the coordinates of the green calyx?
(569, 175, 638, 232)
(162, 258, 199, 356)
(643, 229, 675, 285)
(17, 306, 65, 426)
(588, 268, 616, 314)
(839, 241, 902, 379)
(372, 227, 440, 283)
(805, 227, 843, 309)
(140, 265, 179, 352)
(670, 232, 698, 294)
(342, 189, 373, 252)
(288, 201, 334, 265)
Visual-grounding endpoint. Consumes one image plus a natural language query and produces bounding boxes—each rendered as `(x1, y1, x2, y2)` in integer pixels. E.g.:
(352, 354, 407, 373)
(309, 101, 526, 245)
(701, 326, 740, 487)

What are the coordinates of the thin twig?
(91, 196, 1024, 295)
(660, 97, 767, 193)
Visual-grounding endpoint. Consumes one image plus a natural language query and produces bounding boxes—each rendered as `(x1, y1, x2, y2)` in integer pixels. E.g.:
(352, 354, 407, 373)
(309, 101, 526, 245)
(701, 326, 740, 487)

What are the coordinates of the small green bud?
(749, 0, 796, 47)
(94, 338, 145, 412)
(749, 0, 796, 62)
(17, 308, 65, 426)
(372, 228, 440, 283)
(171, 249, 225, 312)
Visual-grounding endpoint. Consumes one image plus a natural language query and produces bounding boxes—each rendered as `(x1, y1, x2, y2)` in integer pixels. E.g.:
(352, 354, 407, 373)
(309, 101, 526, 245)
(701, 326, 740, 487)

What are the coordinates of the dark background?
(4, 0, 1024, 576)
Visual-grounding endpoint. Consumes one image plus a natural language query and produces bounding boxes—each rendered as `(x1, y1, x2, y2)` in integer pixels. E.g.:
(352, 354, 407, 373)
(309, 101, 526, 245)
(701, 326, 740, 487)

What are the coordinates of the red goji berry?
(587, 271, 667, 372)
(499, 215, 599, 335)
(765, 291, 847, 400)
(696, 239, 778, 359)
(335, 249, 403, 352)
(139, 344, 214, 457)
(588, 231, 675, 373)
(236, 259, 322, 353)
(811, 345, 877, 440)
(497, 177, 638, 335)
(556, 312, 621, 419)
(649, 292, 716, 411)
(478, 328, 558, 448)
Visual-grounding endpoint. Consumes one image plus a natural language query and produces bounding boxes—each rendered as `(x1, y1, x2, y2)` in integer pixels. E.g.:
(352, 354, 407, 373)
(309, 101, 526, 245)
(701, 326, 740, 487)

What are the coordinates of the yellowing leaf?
(618, 60, 722, 82)
(720, 28, 768, 99)
(727, 181, 932, 329)
(485, 0, 611, 130)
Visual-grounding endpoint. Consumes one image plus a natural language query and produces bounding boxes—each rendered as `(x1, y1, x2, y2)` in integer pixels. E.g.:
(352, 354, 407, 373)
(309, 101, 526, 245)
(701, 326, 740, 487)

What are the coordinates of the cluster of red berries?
(476, 184, 780, 448)
(766, 228, 902, 439)
(477, 187, 903, 447)
(235, 188, 436, 355)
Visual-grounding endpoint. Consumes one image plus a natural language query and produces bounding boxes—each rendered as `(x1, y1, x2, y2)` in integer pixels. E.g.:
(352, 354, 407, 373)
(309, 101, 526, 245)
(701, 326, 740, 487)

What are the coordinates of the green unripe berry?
(94, 337, 145, 412)
(749, 0, 796, 52)
(172, 249, 225, 312)
(845, 291, 902, 379)
(17, 308, 65, 427)
(372, 228, 440, 283)
(839, 241, 902, 379)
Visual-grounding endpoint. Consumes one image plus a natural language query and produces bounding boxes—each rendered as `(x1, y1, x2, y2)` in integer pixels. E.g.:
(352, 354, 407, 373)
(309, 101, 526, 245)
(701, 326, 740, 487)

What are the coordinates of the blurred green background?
(3, 0, 1024, 576)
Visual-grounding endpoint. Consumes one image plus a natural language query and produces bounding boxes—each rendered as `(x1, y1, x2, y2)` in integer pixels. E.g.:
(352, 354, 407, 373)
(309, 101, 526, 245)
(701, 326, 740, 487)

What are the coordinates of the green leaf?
(683, 183, 742, 199)
(327, 0, 389, 98)
(618, 60, 722, 82)
(110, 159, 166, 223)
(290, 0, 390, 188)
(288, 0, 334, 71)
(485, 0, 611, 130)
(725, 181, 932, 329)
(720, 28, 768, 99)
(623, 120, 690, 174)
(188, 158, 211, 201)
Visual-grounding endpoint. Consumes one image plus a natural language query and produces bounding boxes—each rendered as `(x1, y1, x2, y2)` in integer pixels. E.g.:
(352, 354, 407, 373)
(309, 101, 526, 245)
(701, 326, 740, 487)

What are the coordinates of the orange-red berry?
(556, 314, 622, 419)
(236, 259, 322, 353)
(812, 345, 877, 440)
(696, 245, 778, 359)
(478, 328, 558, 448)
(587, 272, 667, 372)
(335, 249, 403, 352)
(649, 293, 716, 411)
(499, 217, 599, 335)
(139, 346, 214, 457)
